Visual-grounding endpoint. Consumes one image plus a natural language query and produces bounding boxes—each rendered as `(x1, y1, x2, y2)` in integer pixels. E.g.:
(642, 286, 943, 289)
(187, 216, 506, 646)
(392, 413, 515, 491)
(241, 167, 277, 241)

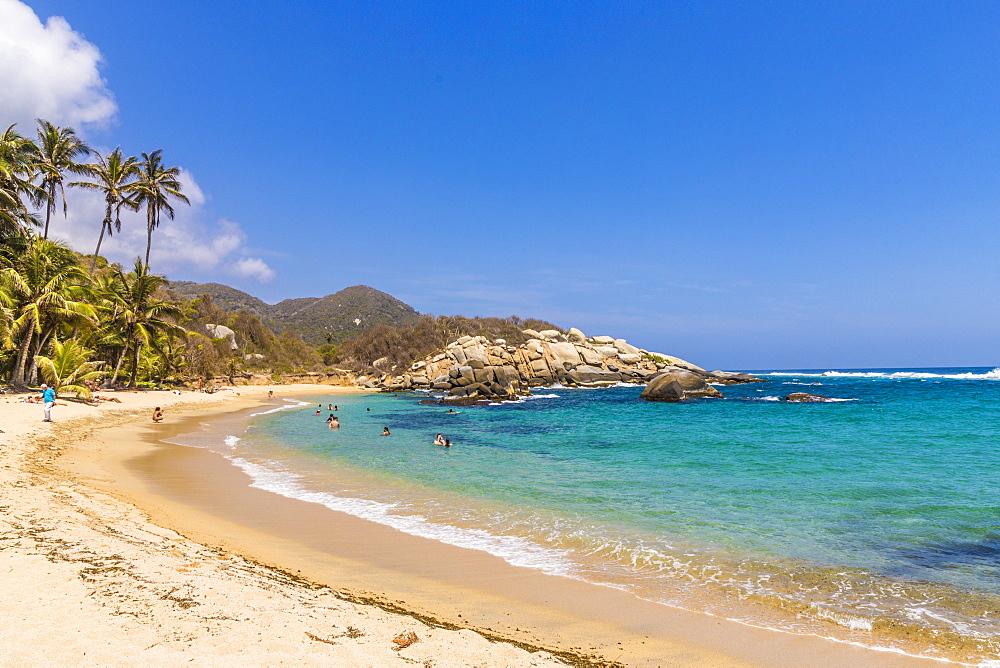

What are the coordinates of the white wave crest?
(223, 435, 241, 448)
(763, 368, 1000, 380)
(249, 398, 311, 417)
(228, 457, 575, 575)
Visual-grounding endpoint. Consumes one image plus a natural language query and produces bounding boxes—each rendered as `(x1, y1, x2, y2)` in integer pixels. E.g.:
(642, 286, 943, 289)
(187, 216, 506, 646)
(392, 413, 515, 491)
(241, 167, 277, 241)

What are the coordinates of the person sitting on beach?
(382, 427, 391, 436)
(152, 407, 164, 423)
(434, 434, 445, 445)
(268, 390, 274, 398)
(328, 417, 340, 429)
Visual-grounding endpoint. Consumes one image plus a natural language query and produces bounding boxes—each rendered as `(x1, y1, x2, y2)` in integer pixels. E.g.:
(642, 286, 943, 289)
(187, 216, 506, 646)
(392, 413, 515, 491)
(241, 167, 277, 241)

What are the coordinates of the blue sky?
(4, 0, 1000, 369)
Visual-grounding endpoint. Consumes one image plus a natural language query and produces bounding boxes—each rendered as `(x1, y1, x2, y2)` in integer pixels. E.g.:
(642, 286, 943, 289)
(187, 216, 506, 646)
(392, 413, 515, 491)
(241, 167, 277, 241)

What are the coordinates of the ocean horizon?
(172, 366, 1000, 662)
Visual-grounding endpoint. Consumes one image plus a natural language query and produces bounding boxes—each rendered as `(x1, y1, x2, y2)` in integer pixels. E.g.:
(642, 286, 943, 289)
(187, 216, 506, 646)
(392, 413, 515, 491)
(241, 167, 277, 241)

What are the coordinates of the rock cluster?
(376, 328, 760, 403)
(785, 392, 833, 403)
(639, 369, 723, 402)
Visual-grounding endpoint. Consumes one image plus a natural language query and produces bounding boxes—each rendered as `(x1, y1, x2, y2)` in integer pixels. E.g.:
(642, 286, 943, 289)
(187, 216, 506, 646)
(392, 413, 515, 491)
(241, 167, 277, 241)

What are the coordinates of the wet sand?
(73, 395, 941, 667)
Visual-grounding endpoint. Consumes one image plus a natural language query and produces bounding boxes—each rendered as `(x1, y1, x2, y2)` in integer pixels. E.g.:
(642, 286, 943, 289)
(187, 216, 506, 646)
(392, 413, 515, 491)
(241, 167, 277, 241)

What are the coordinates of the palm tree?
(29, 120, 90, 239)
(107, 258, 184, 388)
(0, 124, 42, 240)
(73, 148, 139, 275)
(133, 150, 190, 267)
(35, 338, 105, 400)
(0, 237, 95, 387)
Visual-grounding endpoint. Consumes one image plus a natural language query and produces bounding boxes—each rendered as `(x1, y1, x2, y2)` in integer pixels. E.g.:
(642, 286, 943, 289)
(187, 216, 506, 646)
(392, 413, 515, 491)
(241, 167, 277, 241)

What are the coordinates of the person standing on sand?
(41, 383, 55, 422)
(152, 407, 164, 423)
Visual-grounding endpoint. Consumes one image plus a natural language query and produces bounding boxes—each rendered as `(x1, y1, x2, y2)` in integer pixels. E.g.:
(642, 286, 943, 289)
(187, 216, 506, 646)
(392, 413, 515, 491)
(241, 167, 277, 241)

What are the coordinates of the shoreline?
(1, 386, 944, 665)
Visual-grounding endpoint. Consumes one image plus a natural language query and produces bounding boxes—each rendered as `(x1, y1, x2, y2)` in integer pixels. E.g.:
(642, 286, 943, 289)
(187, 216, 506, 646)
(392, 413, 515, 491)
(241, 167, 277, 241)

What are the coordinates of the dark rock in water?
(710, 370, 765, 384)
(786, 392, 832, 403)
(640, 369, 723, 402)
(442, 396, 493, 406)
(418, 399, 440, 405)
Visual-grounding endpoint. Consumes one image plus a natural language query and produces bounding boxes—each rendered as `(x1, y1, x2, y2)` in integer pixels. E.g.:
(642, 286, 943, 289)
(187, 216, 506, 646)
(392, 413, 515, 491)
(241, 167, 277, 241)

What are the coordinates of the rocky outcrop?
(205, 324, 238, 350)
(711, 371, 765, 385)
(640, 369, 724, 402)
(376, 328, 761, 402)
(786, 392, 833, 403)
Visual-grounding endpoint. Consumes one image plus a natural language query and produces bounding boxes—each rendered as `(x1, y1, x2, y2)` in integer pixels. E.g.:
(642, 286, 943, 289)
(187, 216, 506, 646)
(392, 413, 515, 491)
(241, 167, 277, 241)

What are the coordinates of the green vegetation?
(0, 118, 563, 391)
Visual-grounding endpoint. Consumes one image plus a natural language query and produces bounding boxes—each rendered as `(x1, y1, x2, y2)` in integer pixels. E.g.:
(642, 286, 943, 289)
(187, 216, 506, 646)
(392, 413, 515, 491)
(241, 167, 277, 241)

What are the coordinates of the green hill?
(164, 281, 420, 345)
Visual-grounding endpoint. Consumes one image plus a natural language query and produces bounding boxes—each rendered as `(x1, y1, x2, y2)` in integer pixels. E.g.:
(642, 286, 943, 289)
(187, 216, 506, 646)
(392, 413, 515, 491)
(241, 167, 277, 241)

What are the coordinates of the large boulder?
(545, 342, 582, 369)
(614, 339, 640, 355)
(206, 324, 238, 350)
(640, 369, 723, 402)
(566, 327, 586, 343)
(567, 366, 622, 384)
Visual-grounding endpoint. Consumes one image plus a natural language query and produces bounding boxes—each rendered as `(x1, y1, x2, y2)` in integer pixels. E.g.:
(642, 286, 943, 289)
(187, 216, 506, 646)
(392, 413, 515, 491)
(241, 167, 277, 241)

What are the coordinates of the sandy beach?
(0, 386, 942, 666)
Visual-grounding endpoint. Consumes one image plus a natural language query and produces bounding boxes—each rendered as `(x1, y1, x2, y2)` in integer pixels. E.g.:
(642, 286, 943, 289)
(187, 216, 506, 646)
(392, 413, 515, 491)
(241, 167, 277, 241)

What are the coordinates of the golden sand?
(0, 386, 936, 665)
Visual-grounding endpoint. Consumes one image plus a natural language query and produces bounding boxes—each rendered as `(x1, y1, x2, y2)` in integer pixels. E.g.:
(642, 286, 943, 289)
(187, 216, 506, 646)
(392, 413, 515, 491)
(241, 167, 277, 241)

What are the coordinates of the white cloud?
(0, 0, 117, 129)
(232, 257, 276, 283)
(46, 167, 276, 283)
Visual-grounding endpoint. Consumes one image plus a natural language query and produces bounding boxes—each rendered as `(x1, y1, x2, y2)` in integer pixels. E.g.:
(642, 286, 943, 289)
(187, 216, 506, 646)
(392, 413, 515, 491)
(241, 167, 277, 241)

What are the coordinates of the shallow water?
(182, 368, 1000, 661)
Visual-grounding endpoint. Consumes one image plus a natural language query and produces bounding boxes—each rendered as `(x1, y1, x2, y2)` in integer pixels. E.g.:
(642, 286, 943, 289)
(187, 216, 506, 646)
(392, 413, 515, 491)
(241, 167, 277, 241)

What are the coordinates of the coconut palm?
(73, 148, 140, 275)
(35, 338, 105, 400)
(133, 150, 190, 267)
(0, 124, 42, 240)
(107, 258, 184, 388)
(29, 120, 90, 239)
(0, 237, 95, 387)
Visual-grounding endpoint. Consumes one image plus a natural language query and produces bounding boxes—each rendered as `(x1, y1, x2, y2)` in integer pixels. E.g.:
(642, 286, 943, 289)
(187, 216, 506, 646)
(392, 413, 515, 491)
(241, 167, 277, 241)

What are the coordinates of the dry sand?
(0, 385, 941, 666)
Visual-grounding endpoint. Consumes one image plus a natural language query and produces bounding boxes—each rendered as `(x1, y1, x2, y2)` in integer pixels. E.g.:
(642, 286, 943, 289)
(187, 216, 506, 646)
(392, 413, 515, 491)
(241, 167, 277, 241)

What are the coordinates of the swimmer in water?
(382, 427, 391, 436)
(447, 408, 460, 414)
(444, 438, 452, 447)
(433, 433, 445, 445)
(328, 417, 340, 429)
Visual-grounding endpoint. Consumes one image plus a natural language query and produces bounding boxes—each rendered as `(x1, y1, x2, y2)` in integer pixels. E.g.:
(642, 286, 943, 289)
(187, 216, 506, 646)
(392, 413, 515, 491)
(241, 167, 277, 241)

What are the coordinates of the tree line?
(0, 118, 324, 393)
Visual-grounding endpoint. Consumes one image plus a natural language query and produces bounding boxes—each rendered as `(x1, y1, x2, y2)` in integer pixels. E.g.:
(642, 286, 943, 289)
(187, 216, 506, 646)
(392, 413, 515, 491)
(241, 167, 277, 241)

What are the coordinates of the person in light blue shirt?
(41, 383, 56, 422)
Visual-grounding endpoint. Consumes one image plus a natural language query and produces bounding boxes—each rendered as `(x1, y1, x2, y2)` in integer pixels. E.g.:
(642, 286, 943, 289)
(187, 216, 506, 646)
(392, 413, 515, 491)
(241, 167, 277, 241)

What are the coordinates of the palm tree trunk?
(11, 317, 36, 387)
(128, 342, 142, 388)
(42, 184, 54, 239)
(110, 344, 127, 387)
(90, 222, 107, 276)
(144, 204, 154, 267)
(28, 328, 54, 385)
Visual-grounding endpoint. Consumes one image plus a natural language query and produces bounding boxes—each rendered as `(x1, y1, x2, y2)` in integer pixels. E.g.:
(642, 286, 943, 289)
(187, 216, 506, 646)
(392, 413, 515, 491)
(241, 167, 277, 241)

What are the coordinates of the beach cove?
(0, 382, 956, 665)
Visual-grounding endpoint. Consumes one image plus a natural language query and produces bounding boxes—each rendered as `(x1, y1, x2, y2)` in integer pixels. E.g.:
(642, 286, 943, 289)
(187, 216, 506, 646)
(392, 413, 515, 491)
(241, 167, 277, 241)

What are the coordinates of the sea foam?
(764, 368, 1000, 380)
(227, 457, 575, 575)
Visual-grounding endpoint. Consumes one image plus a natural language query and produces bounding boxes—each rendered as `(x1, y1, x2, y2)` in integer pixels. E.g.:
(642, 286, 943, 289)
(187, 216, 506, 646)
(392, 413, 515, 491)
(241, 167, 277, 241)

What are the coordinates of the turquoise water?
(215, 368, 1000, 660)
